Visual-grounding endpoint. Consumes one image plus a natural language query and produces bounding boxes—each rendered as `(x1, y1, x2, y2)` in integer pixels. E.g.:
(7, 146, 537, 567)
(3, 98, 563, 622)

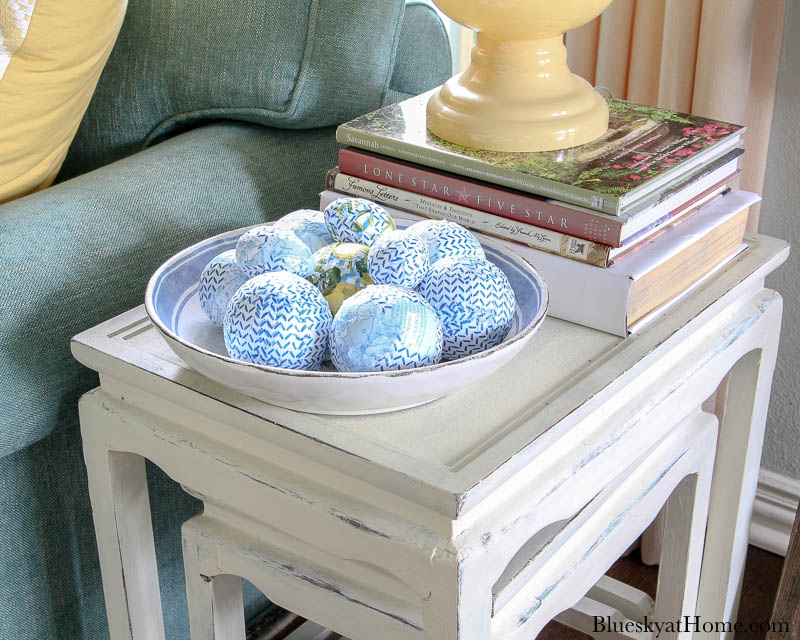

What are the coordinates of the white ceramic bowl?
(145, 219, 548, 414)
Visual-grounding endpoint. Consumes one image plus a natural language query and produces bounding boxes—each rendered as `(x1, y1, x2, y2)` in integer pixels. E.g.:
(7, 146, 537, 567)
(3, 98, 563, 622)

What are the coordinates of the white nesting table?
(72, 234, 787, 640)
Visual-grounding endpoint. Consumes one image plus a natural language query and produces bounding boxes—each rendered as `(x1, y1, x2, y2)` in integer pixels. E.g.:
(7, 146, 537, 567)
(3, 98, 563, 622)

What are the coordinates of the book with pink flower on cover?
(335, 89, 745, 216)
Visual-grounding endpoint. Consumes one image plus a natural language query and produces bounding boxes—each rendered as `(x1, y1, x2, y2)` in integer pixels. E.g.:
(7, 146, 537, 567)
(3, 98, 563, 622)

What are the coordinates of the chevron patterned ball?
(306, 242, 374, 315)
(407, 220, 485, 264)
(417, 256, 516, 360)
(223, 271, 332, 370)
(323, 197, 396, 246)
(367, 230, 430, 289)
(330, 285, 443, 372)
(235, 225, 315, 278)
(198, 250, 250, 326)
(274, 209, 334, 253)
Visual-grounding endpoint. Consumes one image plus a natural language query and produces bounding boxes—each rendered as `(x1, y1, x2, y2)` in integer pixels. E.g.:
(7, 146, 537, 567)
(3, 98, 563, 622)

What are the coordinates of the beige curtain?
(566, 0, 786, 230)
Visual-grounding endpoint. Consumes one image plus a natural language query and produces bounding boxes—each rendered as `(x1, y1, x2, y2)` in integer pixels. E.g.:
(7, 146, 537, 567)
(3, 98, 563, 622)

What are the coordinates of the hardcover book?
(336, 90, 745, 216)
(325, 170, 731, 268)
(319, 189, 758, 336)
(338, 147, 742, 247)
(325, 170, 614, 267)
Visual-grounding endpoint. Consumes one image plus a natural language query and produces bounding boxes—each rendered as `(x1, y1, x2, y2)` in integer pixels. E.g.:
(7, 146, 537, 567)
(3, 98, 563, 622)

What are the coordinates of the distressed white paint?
(80, 445, 164, 640)
(586, 576, 654, 622)
(72, 235, 788, 639)
(179, 411, 716, 640)
(183, 522, 245, 640)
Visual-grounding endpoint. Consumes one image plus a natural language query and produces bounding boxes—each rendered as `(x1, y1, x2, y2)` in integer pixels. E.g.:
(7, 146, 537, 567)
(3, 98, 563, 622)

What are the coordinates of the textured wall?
(759, 0, 800, 479)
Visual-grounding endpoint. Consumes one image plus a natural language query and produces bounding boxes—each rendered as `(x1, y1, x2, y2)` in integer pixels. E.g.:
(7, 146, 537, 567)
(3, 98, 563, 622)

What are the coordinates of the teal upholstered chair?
(0, 1, 450, 637)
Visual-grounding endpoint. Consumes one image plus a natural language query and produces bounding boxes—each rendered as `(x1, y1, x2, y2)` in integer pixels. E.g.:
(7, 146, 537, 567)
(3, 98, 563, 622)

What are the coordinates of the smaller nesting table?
(72, 234, 787, 640)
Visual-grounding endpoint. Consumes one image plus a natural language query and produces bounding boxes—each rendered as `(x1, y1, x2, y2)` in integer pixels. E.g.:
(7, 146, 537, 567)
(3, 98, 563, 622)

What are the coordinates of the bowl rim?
(144, 220, 549, 380)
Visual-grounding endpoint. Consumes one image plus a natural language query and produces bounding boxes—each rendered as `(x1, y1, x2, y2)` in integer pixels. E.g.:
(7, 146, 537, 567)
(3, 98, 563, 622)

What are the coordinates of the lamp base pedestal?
(426, 34, 609, 152)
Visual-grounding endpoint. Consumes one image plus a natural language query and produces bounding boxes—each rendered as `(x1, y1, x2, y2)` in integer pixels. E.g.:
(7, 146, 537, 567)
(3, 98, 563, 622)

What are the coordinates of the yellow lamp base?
(427, 35, 609, 152)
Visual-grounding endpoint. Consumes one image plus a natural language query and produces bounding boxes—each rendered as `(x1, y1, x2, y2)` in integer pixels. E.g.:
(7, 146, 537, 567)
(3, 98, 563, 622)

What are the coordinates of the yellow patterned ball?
(306, 242, 374, 315)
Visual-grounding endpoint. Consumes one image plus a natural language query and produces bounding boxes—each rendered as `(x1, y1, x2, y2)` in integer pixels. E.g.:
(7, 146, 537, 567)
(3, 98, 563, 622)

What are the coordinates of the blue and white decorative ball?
(417, 256, 515, 360)
(198, 250, 250, 326)
(323, 197, 396, 247)
(275, 209, 334, 253)
(367, 230, 430, 289)
(235, 225, 315, 278)
(407, 219, 485, 264)
(330, 285, 443, 372)
(224, 271, 332, 370)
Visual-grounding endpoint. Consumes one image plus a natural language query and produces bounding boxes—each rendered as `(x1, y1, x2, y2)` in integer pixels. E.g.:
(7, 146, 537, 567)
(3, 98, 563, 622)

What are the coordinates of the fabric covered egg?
(329, 285, 442, 372)
(235, 225, 315, 278)
(198, 250, 250, 326)
(275, 209, 334, 253)
(223, 271, 331, 370)
(407, 219, 485, 264)
(367, 229, 430, 289)
(306, 242, 373, 315)
(417, 256, 515, 360)
(323, 197, 396, 246)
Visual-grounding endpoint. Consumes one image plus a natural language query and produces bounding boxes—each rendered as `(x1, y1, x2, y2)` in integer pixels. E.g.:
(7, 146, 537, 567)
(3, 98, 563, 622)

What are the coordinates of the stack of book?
(321, 90, 756, 336)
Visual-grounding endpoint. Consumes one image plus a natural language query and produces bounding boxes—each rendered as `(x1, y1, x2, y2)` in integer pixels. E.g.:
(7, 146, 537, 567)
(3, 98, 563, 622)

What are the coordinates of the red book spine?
(338, 148, 624, 247)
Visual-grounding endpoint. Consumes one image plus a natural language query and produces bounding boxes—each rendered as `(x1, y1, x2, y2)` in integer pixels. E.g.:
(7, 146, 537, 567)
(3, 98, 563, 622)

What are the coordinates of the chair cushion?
(61, 0, 408, 176)
(387, 1, 452, 102)
(0, 120, 343, 460)
(0, 0, 126, 203)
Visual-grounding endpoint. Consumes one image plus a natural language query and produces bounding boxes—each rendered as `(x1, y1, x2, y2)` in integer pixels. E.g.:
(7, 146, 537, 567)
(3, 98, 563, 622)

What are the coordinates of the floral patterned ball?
(323, 197, 396, 246)
(235, 225, 315, 278)
(306, 242, 373, 315)
(329, 285, 442, 372)
(198, 249, 249, 326)
(275, 209, 334, 253)
(406, 219, 485, 265)
(367, 229, 430, 289)
(417, 256, 515, 360)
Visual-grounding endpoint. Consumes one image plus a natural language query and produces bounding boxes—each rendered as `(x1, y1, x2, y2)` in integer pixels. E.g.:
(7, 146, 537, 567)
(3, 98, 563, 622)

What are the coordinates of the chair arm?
(0, 121, 338, 459)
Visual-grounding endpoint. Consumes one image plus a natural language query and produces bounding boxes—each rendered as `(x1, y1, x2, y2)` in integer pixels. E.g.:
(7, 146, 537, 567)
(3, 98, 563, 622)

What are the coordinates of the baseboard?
(749, 468, 800, 556)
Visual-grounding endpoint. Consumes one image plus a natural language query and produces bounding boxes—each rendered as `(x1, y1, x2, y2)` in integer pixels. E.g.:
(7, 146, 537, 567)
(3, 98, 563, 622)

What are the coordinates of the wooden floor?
(538, 545, 785, 640)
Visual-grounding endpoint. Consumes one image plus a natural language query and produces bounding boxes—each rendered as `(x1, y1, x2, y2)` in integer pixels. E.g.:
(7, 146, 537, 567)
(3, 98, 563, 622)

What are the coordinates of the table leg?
(80, 394, 165, 640)
(697, 338, 780, 636)
(653, 471, 711, 640)
(183, 518, 246, 640)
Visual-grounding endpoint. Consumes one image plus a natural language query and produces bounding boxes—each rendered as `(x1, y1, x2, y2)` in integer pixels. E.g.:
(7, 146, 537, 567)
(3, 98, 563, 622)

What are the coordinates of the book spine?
(327, 170, 613, 268)
(335, 125, 623, 216)
(338, 148, 625, 247)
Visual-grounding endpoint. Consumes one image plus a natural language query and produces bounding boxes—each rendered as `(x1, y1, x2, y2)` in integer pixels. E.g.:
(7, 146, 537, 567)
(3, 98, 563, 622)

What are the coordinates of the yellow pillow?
(0, 0, 127, 203)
